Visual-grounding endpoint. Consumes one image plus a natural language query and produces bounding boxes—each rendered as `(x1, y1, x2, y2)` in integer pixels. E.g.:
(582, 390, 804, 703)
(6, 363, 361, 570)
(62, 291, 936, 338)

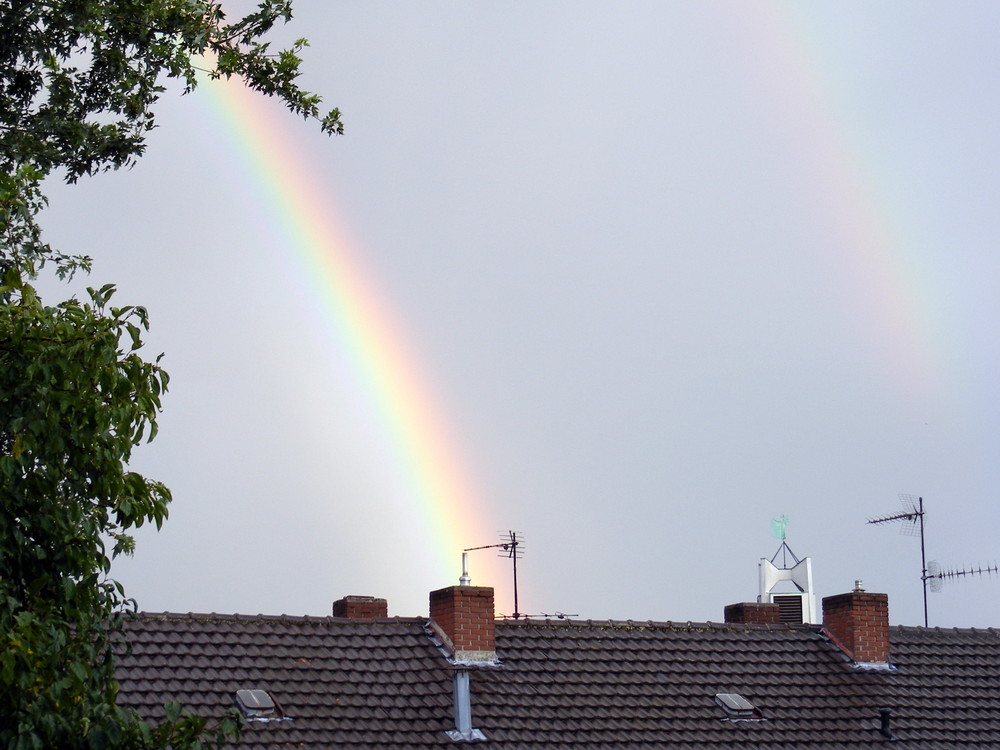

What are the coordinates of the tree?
(0, 2, 337, 746)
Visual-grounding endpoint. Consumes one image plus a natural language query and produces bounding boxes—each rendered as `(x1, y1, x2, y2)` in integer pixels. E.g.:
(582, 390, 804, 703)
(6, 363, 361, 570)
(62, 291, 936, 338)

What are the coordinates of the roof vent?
(878, 707, 894, 740)
(772, 593, 805, 624)
(715, 693, 764, 721)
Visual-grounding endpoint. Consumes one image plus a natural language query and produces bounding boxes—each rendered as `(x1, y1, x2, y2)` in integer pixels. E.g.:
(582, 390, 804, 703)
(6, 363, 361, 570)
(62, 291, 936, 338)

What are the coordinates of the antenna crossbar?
(867, 511, 921, 525)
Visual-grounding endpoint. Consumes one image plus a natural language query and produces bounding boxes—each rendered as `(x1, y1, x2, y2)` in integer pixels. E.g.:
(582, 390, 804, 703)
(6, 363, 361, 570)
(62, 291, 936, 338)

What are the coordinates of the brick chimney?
(332, 595, 388, 620)
(724, 601, 782, 626)
(429, 585, 496, 662)
(822, 584, 890, 663)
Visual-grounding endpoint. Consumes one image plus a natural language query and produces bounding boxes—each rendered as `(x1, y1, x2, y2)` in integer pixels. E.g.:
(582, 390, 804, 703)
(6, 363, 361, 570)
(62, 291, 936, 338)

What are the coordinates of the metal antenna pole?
(459, 551, 471, 586)
(511, 533, 520, 620)
(918, 497, 928, 628)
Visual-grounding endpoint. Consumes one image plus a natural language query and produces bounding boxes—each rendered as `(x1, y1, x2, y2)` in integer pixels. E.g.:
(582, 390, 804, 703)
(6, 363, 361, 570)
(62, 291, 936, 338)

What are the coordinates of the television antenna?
(867, 494, 930, 626)
(925, 561, 999, 593)
(464, 530, 525, 619)
(540, 611, 578, 620)
(869, 495, 997, 626)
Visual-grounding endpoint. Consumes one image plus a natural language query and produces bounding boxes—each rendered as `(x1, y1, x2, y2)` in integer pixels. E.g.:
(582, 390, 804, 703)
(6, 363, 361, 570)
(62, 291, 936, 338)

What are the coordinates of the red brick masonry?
(333, 595, 388, 620)
(724, 602, 783, 626)
(822, 591, 890, 663)
(429, 585, 496, 660)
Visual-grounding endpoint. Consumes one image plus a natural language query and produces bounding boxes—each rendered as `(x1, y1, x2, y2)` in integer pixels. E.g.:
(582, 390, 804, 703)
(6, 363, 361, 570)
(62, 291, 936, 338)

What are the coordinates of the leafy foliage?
(0, 1, 337, 746)
(0, 0, 341, 179)
(0, 266, 248, 748)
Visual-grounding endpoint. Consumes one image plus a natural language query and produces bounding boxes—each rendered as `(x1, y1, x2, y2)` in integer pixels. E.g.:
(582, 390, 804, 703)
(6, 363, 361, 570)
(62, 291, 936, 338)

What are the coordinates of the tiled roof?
(886, 625, 1000, 746)
(116, 613, 456, 748)
(116, 612, 1000, 748)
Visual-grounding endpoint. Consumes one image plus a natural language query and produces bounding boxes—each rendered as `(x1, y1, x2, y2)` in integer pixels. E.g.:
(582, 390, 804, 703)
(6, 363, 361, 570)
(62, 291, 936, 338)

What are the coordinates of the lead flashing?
(852, 660, 898, 672)
(423, 621, 501, 666)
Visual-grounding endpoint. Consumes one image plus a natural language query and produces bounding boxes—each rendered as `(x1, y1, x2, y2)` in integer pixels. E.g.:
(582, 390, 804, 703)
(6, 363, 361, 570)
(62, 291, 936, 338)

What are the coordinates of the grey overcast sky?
(40, 1, 1000, 627)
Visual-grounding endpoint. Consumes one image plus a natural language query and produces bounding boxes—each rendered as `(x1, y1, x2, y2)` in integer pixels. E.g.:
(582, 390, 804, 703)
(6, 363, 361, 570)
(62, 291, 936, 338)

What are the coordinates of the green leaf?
(69, 660, 88, 683)
(125, 322, 142, 351)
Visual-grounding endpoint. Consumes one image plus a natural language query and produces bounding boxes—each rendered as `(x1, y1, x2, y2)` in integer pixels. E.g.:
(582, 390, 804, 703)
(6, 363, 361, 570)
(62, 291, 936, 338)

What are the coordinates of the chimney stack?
(429, 585, 496, 662)
(431, 585, 494, 741)
(822, 586, 890, 663)
(333, 595, 388, 620)
(724, 601, 782, 626)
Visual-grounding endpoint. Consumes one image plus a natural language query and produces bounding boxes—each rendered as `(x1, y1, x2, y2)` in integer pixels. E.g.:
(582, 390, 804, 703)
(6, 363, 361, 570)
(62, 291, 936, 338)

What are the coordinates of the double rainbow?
(197, 7, 946, 602)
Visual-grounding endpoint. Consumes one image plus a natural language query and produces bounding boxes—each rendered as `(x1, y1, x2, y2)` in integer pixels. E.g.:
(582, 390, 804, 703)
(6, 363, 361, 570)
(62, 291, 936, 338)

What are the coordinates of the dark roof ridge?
(891, 623, 1000, 636)
(496, 616, 820, 633)
(130, 611, 425, 625)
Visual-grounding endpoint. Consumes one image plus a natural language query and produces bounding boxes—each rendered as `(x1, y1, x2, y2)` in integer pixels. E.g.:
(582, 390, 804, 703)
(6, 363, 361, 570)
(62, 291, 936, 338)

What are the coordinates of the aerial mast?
(462, 530, 525, 619)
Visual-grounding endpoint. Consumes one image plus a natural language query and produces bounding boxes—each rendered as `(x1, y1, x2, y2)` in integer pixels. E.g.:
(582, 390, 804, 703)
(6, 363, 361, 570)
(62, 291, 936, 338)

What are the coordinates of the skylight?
(235, 689, 284, 721)
(715, 693, 764, 720)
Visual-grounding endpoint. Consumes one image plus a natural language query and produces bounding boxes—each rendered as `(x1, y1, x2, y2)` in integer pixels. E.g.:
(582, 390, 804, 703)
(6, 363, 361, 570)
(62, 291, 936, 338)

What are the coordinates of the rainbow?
(756, 5, 943, 400)
(200, 78, 498, 586)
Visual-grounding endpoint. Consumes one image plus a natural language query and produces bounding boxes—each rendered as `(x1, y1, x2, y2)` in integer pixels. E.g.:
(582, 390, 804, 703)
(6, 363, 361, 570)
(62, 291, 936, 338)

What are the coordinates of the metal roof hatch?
(235, 689, 287, 722)
(715, 692, 764, 721)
